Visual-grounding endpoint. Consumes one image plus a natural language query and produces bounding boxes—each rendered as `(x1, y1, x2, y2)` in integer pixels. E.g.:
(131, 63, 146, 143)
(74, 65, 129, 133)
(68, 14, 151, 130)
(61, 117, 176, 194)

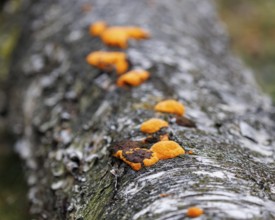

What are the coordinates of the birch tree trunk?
(9, 0, 275, 219)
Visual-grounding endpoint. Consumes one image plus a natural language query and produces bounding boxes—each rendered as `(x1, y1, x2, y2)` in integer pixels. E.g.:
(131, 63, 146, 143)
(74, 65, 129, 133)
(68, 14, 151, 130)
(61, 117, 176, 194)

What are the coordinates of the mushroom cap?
(187, 207, 204, 218)
(100, 26, 150, 48)
(151, 141, 185, 160)
(101, 27, 129, 48)
(89, 21, 108, 36)
(140, 118, 168, 134)
(86, 51, 128, 74)
(116, 60, 129, 75)
(154, 99, 185, 116)
(125, 27, 150, 39)
(117, 69, 150, 87)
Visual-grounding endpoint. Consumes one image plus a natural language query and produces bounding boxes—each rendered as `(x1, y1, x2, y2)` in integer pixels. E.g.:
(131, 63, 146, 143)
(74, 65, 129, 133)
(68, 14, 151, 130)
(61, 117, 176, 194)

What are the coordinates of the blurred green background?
(216, 0, 275, 99)
(0, 0, 275, 219)
(0, 1, 29, 219)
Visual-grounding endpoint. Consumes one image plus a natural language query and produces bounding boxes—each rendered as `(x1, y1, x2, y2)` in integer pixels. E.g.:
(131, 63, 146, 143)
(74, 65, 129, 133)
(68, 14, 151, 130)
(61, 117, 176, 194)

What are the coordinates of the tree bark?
(9, 0, 275, 219)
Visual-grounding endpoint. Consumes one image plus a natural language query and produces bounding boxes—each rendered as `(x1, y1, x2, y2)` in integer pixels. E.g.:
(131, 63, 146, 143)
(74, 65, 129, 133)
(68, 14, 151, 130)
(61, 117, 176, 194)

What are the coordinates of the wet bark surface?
(9, 0, 275, 219)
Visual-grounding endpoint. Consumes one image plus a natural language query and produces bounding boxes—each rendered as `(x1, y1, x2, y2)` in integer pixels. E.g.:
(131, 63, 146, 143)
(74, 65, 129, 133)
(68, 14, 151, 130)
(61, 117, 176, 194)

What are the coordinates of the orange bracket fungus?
(126, 27, 150, 39)
(89, 21, 150, 48)
(117, 69, 150, 87)
(112, 141, 159, 171)
(187, 207, 204, 218)
(154, 99, 185, 116)
(101, 26, 150, 48)
(140, 118, 168, 134)
(150, 141, 185, 160)
(86, 51, 128, 74)
(112, 140, 184, 171)
(100, 27, 129, 49)
(89, 21, 107, 36)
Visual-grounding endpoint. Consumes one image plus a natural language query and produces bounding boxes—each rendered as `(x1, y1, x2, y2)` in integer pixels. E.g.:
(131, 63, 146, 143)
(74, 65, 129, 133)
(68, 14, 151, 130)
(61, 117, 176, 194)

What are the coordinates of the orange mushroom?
(140, 118, 168, 134)
(111, 140, 159, 171)
(151, 141, 185, 160)
(86, 51, 128, 74)
(89, 21, 107, 36)
(113, 147, 159, 171)
(112, 139, 184, 171)
(101, 27, 129, 48)
(154, 99, 185, 116)
(100, 26, 150, 48)
(187, 207, 204, 218)
(125, 27, 150, 39)
(117, 69, 150, 87)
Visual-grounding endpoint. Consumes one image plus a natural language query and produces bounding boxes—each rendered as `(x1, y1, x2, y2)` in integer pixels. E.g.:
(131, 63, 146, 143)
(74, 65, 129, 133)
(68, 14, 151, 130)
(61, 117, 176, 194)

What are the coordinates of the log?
(9, 0, 275, 219)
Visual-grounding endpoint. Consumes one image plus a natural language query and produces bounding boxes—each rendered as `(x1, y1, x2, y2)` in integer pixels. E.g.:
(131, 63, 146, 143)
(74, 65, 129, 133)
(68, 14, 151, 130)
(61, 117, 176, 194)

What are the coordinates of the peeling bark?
(9, 0, 275, 219)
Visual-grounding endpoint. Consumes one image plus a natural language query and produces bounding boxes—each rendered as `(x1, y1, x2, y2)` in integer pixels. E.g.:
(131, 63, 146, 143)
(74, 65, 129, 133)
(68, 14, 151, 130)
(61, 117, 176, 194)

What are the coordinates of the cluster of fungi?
(86, 20, 203, 218)
(86, 21, 150, 86)
(112, 99, 186, 171)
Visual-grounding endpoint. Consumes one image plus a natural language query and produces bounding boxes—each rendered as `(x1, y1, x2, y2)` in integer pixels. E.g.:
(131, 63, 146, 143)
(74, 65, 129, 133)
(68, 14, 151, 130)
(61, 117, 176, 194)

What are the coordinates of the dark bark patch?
(111, 140, 143, 154)
(176, 116, 196, 128)
(122, 148, 153, 163)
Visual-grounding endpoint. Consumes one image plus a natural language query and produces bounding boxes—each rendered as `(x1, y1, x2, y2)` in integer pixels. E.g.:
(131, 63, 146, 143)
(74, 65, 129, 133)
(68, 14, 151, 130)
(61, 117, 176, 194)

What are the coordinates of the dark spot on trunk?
(122, 148, 152, 163)
(176, 116, 196, 128)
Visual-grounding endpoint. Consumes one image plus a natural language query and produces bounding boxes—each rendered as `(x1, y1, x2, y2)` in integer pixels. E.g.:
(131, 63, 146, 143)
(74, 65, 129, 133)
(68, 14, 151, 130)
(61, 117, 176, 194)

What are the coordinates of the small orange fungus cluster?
(117, 69, 150, 87)
(101, 27, 149, 48)
(89, 21, 150, 48)
(112, 140, 184, 171)
(112, 99, 193, 171)
(86, 51, 128, 74)
(140, 118, 168, 134)
(155, 99, 185, 116)
(87, 21, 150, 87)
(112, 99, 189, 170)
(187, 207, 204, 218)
(112, 140, 159, 171)
(114, 147, 159, 171)
(87, 21, 192, 172)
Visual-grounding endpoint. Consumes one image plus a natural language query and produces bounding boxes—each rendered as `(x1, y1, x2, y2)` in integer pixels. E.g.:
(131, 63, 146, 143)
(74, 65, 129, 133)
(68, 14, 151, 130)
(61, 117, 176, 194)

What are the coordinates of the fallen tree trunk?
(9, 0, 275, 219)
